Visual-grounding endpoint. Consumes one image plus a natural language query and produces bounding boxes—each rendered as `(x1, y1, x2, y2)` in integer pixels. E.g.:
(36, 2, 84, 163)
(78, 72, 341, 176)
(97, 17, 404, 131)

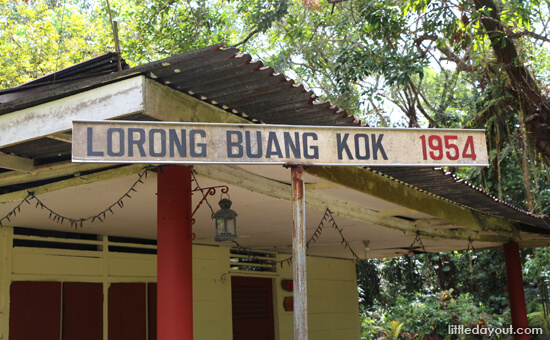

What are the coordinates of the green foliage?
(361, 290, 510, 339)
(357, 259, 382, 306)
(0, 0, 111, 89)
(524, 247, 550, 285)
(358, 249, 510, 314)
(392, 292, 506, 336)
(3, 2, 550, 339)
(112, 0, 238, 64)
(528, 310, 550, 335)
(237, 0, 289, 32)
(376, 320, 406, 340)
(359, 247, 550, 339)
(335, 45, 428, 89)
(360, 310, 379, 340)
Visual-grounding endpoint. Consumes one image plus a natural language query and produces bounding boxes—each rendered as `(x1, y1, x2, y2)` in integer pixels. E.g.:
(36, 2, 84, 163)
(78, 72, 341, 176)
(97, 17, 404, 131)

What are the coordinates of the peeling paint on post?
(291, 165, 308, 340)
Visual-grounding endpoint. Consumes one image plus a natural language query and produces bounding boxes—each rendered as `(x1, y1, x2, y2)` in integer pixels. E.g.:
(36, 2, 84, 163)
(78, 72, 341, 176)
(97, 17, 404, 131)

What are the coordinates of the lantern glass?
(213, 198, 237, 242)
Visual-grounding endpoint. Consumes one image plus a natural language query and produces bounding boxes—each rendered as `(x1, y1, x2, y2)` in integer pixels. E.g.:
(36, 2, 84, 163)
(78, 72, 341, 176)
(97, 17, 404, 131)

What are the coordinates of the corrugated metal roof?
(0, 52, 128, 104)
(136, 45, 359, 126)
(0, 44, 359, 126)
(1, 43, 549, 233)
(373, 167, 550, 232)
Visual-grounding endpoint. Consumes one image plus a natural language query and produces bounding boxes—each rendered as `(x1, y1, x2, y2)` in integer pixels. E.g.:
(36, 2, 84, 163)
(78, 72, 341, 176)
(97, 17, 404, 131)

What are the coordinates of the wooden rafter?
(0, 152, 33, 172)
(0, 164, 147, 204)
(377, 208, 420, 217)
(143, 78, 250, 124)
(0, 161, 117, 188)
(306, 166, 521, 238)
(47, 132, 72, 143)
(194, 164, 514, 243)
(304, 182, 341, 190)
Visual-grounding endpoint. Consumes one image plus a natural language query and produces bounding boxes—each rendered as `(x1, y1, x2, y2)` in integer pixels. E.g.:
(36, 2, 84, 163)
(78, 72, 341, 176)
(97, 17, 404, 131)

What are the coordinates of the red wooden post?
(503, 242, 529, 340)
(157, 166, 193, 340)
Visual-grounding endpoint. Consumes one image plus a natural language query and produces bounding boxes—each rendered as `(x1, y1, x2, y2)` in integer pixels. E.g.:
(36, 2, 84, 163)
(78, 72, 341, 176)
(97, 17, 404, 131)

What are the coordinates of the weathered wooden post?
(291, 165, 308, 340)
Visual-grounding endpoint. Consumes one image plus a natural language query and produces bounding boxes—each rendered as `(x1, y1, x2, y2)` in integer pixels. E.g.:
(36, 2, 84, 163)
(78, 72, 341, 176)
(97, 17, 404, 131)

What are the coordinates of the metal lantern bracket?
(190, 185, 229, 225)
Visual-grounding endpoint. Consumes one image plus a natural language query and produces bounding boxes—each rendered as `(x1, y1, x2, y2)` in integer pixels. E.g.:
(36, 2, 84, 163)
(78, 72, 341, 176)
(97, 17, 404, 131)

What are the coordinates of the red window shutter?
(148, 283, 157, 340)
(9, 281, 62, 340)
(231, 277, 275, 340)
(63, 282, 103, 340)
(108, 282, 146, 340)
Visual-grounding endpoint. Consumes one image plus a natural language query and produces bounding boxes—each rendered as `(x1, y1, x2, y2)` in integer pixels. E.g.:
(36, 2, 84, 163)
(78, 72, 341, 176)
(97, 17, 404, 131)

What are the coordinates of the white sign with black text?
(72, 121, 488, 166)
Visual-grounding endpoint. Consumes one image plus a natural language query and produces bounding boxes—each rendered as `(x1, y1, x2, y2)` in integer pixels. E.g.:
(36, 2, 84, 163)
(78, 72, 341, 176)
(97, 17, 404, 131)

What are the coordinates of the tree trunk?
(473, 0, 550, 160)
(520, 118, 535, 211)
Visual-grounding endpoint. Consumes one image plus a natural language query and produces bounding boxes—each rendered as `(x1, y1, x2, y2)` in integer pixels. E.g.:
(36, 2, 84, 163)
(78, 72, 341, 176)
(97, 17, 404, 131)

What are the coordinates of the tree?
(243, 0, 550, 212)
(472, 0, 550, 160)
(0, 0, 112, 89)
(3, 0, 550, 334)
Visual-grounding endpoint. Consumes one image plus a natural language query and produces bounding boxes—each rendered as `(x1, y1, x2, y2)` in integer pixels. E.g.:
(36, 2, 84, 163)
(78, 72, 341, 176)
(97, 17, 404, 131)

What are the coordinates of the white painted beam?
(0, 164, 148, 203)
(307, 166, 521, 239)
(0, 76, 145, 148)
(143, 78, 250, 124)
(0, 152, 34, 171)
(0, 76, 248, 149)
(377, 208, 420, 217)
(193, 164, 514, 242)
(304, 182, 341, 190)
(0, 161, 118, 188)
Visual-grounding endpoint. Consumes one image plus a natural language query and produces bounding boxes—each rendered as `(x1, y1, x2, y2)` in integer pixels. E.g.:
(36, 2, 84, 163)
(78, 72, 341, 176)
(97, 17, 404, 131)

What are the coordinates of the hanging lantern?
(213, 196, 237, 242)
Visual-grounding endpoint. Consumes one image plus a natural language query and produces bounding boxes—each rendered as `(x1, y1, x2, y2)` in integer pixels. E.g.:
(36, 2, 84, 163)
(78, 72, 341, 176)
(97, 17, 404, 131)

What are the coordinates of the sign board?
(72, 121, 488, 166)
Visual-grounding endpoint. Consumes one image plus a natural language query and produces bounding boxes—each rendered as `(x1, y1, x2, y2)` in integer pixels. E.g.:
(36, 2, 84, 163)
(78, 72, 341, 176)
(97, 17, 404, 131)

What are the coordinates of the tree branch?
(506, 30, 550, 44)
(415, 34, 479, 72)
(409, 81, 438, 127)
(368, 98, 390, 126)
(468, 15, 550, 43)
(231, 29, 260, 48)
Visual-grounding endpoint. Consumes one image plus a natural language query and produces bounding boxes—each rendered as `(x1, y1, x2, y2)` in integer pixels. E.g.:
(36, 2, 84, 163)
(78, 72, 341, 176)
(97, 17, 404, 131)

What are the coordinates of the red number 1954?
(420, 135, 477, 161)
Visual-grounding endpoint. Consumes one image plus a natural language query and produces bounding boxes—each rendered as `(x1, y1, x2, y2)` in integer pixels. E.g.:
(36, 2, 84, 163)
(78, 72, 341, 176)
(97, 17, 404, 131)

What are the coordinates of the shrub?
(361, 290, 509, 339)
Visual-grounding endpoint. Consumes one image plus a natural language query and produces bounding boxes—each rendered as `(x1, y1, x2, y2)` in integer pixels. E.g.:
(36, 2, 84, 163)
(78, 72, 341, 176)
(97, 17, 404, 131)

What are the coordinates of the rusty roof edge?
(369, 167, 550, 233)
(440, 168, 550, 220)
(0, 52, 123, 94)
(0, 43, 361, 126)
(0, 43, 227, 115)
(160, 46, 361, 127)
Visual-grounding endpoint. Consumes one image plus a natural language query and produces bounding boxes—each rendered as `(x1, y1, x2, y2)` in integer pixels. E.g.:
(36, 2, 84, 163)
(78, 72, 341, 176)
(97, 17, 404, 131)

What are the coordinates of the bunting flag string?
(0, 193, 33, 228)
(277, 256, 292, 268)
(306, 209, 327, 248)
(307, 208, 360, 261)
(408, 232, 427, 254)
(228, 208, 360, 268)
(0, 168, 151, 229)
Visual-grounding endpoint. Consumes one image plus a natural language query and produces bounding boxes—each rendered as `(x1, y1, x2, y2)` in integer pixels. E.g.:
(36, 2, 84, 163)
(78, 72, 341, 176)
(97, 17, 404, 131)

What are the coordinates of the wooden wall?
(0, 227, 360, 339)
